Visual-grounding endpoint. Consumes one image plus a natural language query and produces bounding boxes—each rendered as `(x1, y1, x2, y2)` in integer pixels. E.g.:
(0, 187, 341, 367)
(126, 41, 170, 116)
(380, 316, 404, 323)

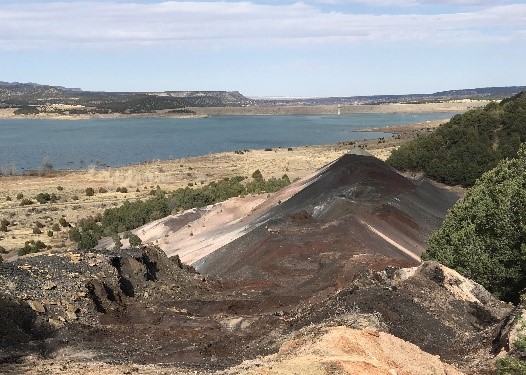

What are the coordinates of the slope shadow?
(0, 294, 56, 363)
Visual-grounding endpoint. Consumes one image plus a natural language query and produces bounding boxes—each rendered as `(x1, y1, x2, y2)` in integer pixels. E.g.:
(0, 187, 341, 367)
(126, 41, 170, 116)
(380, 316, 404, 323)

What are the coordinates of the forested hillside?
(387, 92, 526, 186)
(0, 82, 251, 114)
(423, 145, 526, 303)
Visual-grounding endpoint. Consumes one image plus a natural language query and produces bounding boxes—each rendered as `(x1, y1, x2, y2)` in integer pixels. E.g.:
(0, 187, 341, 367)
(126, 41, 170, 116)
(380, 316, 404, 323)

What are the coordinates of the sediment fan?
(196, 153, 460, 297)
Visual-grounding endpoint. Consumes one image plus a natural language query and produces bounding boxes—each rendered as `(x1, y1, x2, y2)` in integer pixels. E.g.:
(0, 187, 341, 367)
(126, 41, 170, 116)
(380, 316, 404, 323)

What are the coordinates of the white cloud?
(0, 1, 524, 50)
(311, 0, 510, 6)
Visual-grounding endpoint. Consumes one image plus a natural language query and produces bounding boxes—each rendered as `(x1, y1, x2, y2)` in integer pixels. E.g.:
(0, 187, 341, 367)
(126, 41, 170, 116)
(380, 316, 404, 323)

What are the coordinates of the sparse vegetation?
(128, 233, 142, 247)
(0, 219, 9, 232)
(245, 173, 290, 194)
(35, 192, 58, 204)
(112, 234, 122, 250)
(59, 217, 69, 227)
(514, 332, 526, 354)
(18, 240, 47, 256)
(68, 227, 81, 242)
(496, 356, 526, 374)
(495, 318, 526, 374)
(19, 198, 33, 206)
(69, 172, 291, 248)
(14, 105, 40, 115)
(85, 187, 95, 196)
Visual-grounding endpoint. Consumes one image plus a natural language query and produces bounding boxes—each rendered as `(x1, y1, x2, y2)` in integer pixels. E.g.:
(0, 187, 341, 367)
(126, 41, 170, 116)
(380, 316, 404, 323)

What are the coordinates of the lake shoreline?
(1, 112, 454, 173)
(0, 100, 489, 120)
(0, 118, 445, 183)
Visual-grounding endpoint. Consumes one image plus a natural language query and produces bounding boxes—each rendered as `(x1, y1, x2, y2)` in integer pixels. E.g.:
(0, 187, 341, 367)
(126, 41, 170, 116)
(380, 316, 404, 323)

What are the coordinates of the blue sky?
(1, 0, 525, 97)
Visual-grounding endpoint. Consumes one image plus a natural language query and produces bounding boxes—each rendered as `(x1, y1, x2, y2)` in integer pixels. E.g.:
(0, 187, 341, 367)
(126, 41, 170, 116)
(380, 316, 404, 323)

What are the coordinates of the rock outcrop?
(291, 261, 513, 374)
(0, 248, 514, 374)
(0, 246, 206, 361)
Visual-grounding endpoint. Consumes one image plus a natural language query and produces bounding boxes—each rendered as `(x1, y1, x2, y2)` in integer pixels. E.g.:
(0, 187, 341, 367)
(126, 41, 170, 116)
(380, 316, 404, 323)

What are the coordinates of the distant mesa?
(1, 81, 525, 115)
(0, 81, 253, 115)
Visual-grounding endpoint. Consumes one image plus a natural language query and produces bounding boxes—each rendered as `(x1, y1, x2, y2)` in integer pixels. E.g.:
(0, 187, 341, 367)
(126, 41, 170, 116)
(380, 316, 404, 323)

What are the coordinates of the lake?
(0, 113, 454, 173)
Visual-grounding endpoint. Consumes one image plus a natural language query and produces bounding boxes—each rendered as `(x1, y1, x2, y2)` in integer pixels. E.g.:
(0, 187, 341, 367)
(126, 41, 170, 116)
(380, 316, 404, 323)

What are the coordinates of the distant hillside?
(0, 82, 80, 104)
(258, 86, 526, 106)
(431, 86, 526, 98)
(387, 91, 526, 186)
(0, 82, 252, 114)
(1, 81, 525, 113)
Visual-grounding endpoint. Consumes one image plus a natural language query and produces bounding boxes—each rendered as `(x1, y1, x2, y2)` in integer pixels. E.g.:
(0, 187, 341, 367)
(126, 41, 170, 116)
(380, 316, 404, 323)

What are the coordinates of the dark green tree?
(14, 105, 40, 115)
(424, 144, 526, 302)
(112, 233, 123, 250)
(18, 240, 47, 256)
(68, 227, 81, 242)
(59, 217, 70, 227)
(35, 192, 58, 204)
(387, 92, 526, 187)
(128, 233, 142, 247)
(78, 231, 98, 250)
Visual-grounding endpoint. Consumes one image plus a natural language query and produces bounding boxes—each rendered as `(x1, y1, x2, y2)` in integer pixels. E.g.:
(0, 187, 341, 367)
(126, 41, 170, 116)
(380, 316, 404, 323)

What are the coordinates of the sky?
(0, 0, 525, 97)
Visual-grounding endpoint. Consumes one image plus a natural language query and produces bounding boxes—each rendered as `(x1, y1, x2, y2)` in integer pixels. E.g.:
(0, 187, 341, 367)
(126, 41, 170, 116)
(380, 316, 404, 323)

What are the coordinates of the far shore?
(0, 100, 490, 120)
(189, 100, 489, 116)
(0, 108, 208, 121)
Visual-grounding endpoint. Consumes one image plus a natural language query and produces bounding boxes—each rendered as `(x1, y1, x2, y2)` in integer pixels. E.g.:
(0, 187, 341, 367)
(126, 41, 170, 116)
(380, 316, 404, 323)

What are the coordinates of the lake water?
(0, 113, 454, 172)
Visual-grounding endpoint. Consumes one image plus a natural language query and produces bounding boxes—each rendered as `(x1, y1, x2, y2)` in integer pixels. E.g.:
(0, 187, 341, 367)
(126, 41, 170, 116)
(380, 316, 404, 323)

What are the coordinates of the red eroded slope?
(196, 154, 460, 300)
